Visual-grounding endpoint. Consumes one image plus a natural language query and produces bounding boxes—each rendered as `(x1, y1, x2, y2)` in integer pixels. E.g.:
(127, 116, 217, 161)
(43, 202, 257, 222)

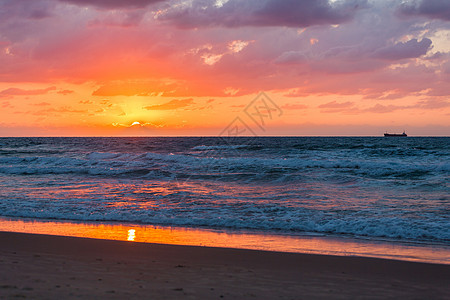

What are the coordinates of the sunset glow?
(0, 0, 449, 136)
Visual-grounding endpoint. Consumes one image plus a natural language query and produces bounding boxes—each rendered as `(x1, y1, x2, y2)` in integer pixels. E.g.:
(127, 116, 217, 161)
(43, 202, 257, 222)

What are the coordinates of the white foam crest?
(1, 202, 448, 243)
(192, 145, 248, 151)
(0, 150, 446, 182)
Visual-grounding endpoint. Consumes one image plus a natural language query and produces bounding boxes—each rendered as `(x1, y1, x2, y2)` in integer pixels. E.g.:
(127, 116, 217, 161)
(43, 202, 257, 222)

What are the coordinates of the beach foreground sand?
(0, 231, 449, 299)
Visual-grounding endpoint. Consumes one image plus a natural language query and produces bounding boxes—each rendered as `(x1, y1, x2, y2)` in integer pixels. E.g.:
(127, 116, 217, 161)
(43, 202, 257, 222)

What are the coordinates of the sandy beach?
(0, 231, 449, 299)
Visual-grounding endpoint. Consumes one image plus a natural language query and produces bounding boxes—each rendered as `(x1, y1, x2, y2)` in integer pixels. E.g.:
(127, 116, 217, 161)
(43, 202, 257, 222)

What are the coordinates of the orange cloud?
(31, 102, 51, 106)
(92, 81, 177, 97)
(57, 89, 74, 95)
(282, 103, 308, 110)
(144, 99, 195, 110)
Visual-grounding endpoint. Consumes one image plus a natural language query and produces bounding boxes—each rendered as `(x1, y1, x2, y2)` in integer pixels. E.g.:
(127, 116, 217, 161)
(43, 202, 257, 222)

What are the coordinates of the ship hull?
(384, 133, 407, 137)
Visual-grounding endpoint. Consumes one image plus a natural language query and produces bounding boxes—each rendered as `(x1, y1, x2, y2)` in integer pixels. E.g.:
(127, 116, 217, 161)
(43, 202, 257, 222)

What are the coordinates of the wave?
(1, 200, 448, 243)
(0, 151, 447, 184)
(191, 144, 250, 151)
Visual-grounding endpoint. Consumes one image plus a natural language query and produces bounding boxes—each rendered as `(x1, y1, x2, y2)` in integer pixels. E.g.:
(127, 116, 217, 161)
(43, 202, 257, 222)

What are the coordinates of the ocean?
(0, 137, 448, 259)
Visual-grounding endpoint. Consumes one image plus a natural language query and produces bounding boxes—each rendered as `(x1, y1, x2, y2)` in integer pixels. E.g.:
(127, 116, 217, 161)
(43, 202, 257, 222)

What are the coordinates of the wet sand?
(0, 231, 449, 299)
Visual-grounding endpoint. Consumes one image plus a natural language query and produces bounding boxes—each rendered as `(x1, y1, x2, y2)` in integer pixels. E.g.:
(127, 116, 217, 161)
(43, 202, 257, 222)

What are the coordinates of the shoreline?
(1, 217, 449, 265)
(1, 231, 449, 299)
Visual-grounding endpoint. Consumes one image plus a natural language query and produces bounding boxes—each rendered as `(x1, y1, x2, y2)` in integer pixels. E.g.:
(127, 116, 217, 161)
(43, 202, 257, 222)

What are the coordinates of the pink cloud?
(362, 90, 407, 100)
(57, 0, 165, 9)
(0, 87, 56, 97)
(318, 101, 359, 113)
(415, 98, 450, 109)
(364, 104, 407, 113)
(282, 103, 308, 110)
(319, 101, 354, 109)
(0, 0, 448, 103)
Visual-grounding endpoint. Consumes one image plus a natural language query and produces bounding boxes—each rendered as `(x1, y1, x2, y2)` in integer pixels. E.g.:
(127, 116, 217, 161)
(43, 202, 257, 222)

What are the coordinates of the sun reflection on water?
(0, 218, 448, 264)
(127, 229, 136, 241)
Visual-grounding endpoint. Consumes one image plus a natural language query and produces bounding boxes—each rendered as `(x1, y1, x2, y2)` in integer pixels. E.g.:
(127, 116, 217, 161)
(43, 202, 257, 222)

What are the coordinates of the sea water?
(0, 137, 448, 259)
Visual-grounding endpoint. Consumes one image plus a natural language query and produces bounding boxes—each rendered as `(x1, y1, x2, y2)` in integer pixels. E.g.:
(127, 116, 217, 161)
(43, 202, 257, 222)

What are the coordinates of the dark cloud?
(144, 98, 194, 110)
(28, 7, 53, 19)
(0, 0, 54, 27)
(424, 51, 447, 61)
(372, 38, 432, 60)
(57, 0, 165, 9)
(159, 0, 368, 28)
(398, 0, 450, 21)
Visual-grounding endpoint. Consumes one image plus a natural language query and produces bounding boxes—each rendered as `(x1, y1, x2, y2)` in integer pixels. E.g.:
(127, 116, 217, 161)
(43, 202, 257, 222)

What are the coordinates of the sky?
(0, 0, 449, 136)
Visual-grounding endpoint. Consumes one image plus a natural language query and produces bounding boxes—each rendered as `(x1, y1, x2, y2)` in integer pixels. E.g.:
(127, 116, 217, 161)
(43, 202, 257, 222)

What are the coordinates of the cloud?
(281, 103, 308, 110)
(143, 98, 194, 110)
(1, 101, 12, 108)
(28, 106, 88, 116)
(372, 38, 432, 60)
(0, 0, 54, 22)
(57, 89, 74, 95)
(364, 104, 406, 113)
(398, 0, 450, 21)
(79, 100, 94, 104)
(317, 100, 437, 115)
(112, 121, 165, 128)
(317, 101, 359, 113)
(57, 0, 165, 9)
(362, 90, 408, 100)
(88, 10, 147, 27)
(92, 82, 176, 96)
(158, 0, 368, 28)
(424, 51, 447, 61)
(0, 0, 448, 101)
(275, 51, 308, 64)
(32, 102, 51, 106)
(0, 87, 56, 98)
(415, 98, 450, 109)
(318, 101, 354, 109)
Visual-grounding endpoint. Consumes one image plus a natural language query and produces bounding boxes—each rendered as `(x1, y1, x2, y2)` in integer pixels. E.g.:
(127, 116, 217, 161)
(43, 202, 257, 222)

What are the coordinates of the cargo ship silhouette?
(384, 131, 407, 137)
